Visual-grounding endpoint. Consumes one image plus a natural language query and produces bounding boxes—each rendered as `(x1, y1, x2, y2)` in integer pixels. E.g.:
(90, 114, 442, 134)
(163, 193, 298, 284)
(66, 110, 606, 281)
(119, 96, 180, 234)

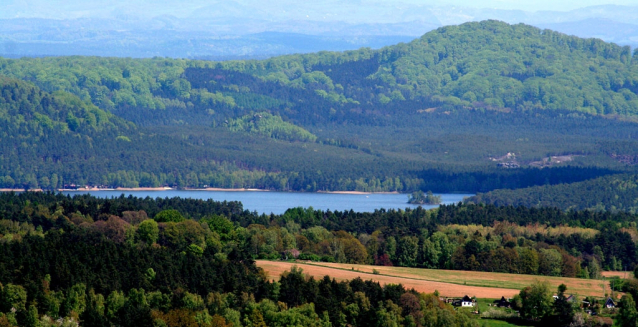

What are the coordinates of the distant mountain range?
(1, 3, 637, 59)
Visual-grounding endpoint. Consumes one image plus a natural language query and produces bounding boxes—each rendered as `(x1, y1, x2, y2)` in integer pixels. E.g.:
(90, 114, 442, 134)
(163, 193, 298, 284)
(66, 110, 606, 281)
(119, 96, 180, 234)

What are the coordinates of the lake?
(61, 190, 473, 215)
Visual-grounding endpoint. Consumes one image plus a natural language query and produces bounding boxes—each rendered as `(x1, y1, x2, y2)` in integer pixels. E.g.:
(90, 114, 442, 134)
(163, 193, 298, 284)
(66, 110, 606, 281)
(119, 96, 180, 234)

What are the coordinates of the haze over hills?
(1, 1, 638, 58)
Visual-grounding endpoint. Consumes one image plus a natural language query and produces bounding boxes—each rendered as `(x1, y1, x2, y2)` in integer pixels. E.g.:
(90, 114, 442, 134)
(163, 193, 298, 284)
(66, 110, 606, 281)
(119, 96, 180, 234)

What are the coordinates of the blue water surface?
(61, 190, 473, 215)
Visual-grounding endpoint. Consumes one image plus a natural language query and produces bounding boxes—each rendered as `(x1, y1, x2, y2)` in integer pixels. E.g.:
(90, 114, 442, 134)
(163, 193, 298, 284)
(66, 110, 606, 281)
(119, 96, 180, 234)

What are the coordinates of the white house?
(461, 295, 475, 307)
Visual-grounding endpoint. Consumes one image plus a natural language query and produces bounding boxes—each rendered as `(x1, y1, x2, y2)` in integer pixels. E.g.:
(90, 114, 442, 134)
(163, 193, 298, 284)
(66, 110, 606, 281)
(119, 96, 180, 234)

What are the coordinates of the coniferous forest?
(0, 192, 637, 326)
(5, 19, 638, 326)
(2, 21, 638, 211)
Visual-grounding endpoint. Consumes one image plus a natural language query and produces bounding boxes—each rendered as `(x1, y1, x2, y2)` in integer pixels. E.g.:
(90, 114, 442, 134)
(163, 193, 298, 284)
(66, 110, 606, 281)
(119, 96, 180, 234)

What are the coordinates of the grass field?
(602, 271, 632, 278)
(256, 260, 612, 298)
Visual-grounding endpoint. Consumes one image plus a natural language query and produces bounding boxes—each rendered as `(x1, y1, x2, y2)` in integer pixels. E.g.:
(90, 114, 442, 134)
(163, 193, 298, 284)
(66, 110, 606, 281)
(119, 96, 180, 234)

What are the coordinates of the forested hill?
(221, 19, 638, 117)
(466, 173, 638, 213)
(2, 21, 638, 192)
(2, 20, 638, 125)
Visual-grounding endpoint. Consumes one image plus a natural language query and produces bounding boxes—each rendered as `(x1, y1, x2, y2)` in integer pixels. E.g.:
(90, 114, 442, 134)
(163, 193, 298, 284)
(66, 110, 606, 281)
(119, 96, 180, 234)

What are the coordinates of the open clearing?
(257, 260, 519, 297)
(256, 261, 611, 298)
(602, 271, 631, 278)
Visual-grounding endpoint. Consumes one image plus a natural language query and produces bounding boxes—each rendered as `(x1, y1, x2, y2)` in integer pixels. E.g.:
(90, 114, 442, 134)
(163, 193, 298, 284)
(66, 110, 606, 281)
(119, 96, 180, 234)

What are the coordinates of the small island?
(408, 190, 442, 205)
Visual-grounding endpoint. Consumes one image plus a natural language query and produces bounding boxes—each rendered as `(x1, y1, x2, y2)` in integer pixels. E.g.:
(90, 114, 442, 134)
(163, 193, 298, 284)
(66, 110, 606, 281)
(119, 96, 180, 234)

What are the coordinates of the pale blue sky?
(406, 0, 638, 11)
(3, 0, 638, 20)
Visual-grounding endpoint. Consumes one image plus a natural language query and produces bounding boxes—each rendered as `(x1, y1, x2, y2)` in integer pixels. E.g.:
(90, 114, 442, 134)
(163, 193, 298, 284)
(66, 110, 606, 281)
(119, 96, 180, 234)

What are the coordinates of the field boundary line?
(262, 260, 520, 291)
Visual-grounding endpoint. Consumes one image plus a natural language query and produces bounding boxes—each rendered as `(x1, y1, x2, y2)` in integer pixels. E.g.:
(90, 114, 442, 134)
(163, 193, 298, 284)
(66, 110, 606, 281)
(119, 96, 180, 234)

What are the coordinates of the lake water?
(61, 190, 473, 215)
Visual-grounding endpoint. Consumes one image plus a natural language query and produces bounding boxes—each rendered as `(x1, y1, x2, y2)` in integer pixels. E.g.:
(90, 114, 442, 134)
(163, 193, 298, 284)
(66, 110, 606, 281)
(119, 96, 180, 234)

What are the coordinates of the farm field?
(602, 271, 632, 278)
(257, 260, 519, 297)
(256, 260, 612, 298)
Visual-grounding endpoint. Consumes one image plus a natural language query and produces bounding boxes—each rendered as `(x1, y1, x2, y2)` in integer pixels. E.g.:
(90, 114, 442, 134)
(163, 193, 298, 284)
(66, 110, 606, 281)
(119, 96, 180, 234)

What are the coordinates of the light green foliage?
(375, 300, 403, 327)
(106, 290, 126, 320)
(518, 281, 553, 321)
(0, 56, 194, 112)
(408, 190, 441, 205)
(302, 226, 332, 244)
(0, 77, 129, 140)
(397, 236, 419, 267)
(147, 291, 171, 312)
(191, 88, 236, 107)
(251, 299, 326, 327)
(227, 112, 317, 142)
(182, 292, 205, 311)
(538, 248, 562, 276)
(203, 215, 235, 241)
(517, 247, 539, 275)
(61, 283, 86, 317)
(137, 219, 159, 244)
(0, 284, 27, 312)
(588, 258, 601, 279)
(374, 21, 638, 115)
(154, 209, 185, 223)
(618, 293, 638, 327)
(24, 305, 39, 327)
(87, 289, 106, 317)
(160, 220, 210, 252)
(146, 268, 156, 282)
(188, 244, 204, 256)
(43, 291, 65, 318)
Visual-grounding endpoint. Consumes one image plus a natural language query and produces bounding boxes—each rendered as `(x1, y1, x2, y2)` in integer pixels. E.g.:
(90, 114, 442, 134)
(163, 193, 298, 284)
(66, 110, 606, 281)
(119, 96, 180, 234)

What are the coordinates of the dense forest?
(2, 192, 636, 279)
(0, 192, 484, 327)
(1, 192, 637, 326)
(2, 21, 638, 207)
(467, 173, 638, 213)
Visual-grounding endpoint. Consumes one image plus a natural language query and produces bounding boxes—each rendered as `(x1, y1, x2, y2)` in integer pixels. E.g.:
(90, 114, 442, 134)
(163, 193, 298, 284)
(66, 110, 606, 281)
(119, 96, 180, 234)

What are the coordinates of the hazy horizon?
(3, 0, 638, 59)
(3, 0, 637, 20)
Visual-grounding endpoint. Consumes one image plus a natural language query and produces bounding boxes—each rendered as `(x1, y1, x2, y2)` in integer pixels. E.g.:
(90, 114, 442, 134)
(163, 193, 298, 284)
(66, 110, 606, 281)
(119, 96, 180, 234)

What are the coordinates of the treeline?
(2, 192, 637, 279)
(0, 193, 479, 327)
(467, 173, 638, 213)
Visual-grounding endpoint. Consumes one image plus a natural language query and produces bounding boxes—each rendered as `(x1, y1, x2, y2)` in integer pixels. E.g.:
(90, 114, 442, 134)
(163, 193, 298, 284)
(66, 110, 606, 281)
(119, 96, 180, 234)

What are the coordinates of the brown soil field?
(602, 271, 632, 278)
(256, 261, 612, 298)
(257, 261, 519, 298)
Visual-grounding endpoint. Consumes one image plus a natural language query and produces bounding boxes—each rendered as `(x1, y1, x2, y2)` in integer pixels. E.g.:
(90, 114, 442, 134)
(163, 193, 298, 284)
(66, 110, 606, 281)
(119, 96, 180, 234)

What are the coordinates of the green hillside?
(227, 112, 317, 142)
(2, 21, 638, 195)
(466, 173, 638, 213)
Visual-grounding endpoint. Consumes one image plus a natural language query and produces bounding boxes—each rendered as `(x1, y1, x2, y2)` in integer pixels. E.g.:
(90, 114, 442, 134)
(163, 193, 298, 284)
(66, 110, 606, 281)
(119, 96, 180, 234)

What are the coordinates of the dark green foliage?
(3, 21, 638, 195)
(0, 191, 484, 326)
(467, 173, 638, 213)
(618, 294, 638, 327)
(551, 284, 574, 326)
(2, 192, 637, 279)
(407, 191, 441, 205)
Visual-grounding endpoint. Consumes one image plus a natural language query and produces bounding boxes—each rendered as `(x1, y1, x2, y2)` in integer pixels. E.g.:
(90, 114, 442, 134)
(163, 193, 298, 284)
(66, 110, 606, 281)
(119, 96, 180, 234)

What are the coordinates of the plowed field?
(256, 261, 611, 298)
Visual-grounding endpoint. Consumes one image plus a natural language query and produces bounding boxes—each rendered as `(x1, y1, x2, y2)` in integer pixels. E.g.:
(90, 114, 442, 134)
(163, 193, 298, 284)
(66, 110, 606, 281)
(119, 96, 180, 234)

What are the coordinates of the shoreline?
(189, 187, 270, 192)
(317, 190, 400, 195)
(1, 187, 409, 194)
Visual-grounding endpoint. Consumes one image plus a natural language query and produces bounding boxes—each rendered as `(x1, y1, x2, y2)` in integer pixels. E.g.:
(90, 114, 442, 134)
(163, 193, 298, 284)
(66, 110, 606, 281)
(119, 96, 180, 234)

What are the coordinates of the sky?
(4, 0, 638, 20)
(420, 0, 638, 11)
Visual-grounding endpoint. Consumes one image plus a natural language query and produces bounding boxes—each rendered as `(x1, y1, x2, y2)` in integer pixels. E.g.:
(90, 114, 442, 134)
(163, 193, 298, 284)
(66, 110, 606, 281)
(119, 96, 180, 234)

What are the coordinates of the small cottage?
(605, 297, 615, 309)
(461, 295, 475, 307)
